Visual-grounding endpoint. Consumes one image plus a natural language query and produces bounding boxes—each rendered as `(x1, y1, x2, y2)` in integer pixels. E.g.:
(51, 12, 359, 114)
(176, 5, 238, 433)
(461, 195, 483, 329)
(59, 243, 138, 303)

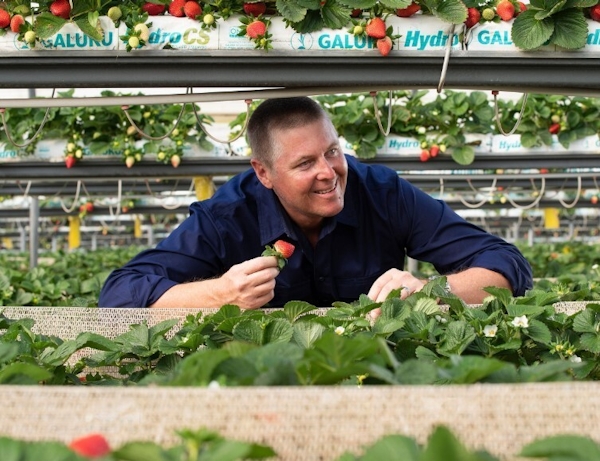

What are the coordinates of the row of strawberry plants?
(2, 239, 600, 307)
(2, 424, 598, 461)
(2, 0, 600, 52)
(2, 282, 600, 386)
(2, 90, 598, 164)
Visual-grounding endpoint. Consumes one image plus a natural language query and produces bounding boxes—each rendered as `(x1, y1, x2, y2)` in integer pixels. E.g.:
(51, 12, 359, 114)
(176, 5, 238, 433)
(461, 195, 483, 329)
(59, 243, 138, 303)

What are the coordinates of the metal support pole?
(91, 233, 97, 251)
(147, 225, 154, 247)
(19, 225, 26, 252)
(528, 228, 534, 247)
(29, 196, 39, 268)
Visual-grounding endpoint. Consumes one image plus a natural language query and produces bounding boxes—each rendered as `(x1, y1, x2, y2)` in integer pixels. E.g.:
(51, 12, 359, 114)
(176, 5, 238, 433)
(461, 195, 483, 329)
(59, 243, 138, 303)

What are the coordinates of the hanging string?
(192, 95, 253, 145)
(556, 176, 582, 208)
(457, 178, 497, 209)
(58, 180, 82, 213)
(121, 87, 192, 141)
(16, 181, 32, 199)
(370, 90, 393, 137)
(493, 90, 528, 136)
(503, 177, 546, 210)
(437, 25, 455, 93)
(0, 89, 56, 148)
(107, 180, 122, 218)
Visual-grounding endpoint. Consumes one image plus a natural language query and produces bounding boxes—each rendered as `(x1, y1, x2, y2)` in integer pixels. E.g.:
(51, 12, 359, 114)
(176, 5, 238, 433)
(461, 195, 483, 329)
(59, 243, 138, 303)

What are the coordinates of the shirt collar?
(254, 166, 360, 245)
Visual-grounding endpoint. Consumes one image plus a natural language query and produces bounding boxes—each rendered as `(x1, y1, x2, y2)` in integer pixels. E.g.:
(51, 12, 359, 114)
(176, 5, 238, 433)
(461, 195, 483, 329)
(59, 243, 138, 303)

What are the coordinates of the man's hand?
(216, 256, 281, 309)
(366, 269, 426, 321)
(367, 269, 425, 303)
(150, 256, 280, 310)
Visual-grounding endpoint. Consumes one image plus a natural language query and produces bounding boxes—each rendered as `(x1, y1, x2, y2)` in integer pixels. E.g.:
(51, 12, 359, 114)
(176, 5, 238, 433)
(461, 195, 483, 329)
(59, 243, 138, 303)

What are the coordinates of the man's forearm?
(446, 267, 512, 304)
(150, 279, 225, 309)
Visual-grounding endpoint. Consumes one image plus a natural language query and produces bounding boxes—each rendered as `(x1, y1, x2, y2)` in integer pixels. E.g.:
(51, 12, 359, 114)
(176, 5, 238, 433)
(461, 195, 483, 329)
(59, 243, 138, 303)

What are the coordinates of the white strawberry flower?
(511, 315, 529, 328)
(208, 380, 221, 389)
(593, 264, 599, 270)
(417, 126, 426, 134)
(334, 326, 345, 335)
(569, 355, 582, 363)
(483, 324, 498, 337)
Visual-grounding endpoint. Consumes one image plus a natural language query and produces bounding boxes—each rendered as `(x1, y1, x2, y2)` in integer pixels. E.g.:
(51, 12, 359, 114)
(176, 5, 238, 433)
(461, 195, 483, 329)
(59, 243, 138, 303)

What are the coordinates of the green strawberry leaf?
(0, 362, 53, 384)
(450, 145, 475, 165)
(290, 9, 326, 32)
(520, 434, 600, 460)
(379, 0, 413, 9)
(339, 0, 377, 8)
(34, 12, 66, 40)
(359, 434, 421, 461)
(277, 0, 308, 23)
(566, 0, 597, 7)
(74, 12, 103, 42)
(552, 9, 589, 49)
(292, 321, 327, 348)
(422, 425, 482, 461)
(321, 0, 352, 30)
(511, 10, 555, 50)
(532, 0, 567, 20)
(425, 0, 468, 24)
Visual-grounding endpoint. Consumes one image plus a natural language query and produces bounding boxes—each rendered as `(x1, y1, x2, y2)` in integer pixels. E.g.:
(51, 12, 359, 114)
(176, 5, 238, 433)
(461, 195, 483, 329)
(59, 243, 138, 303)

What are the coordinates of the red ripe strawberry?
(68, 434, 111, 458)
(419, 149, 430, 162)
(0, 9, 10, 29)
(429, 144, 440, 158)
(183, 1, 202, 19)
(396, 2, 421, 17)
(168, 0, 186, 17)
(591, 195, 599, 205)
(548, 123, 560, 134)
(350, 8, 363, 17)
(591, 3, 600, 21)
(65, 156, 76, 169)
(496, 0, 515, 21)
(50, 0, 71, 19)
(539, 168, 549, 174)
(376, 36, 392, 56)
(142, 2, 167, 15)
(170, 154, 181, 168)
(246, 19, 266, 38)
(243, 2, 267, 16)
(85, 202, 94, 213)
(273, 240, 295, 259)
(516, 1, 527, 15)
(10, 14, 24, 33)
(365, 17, 386, 39)
(465, 7, 481, 28)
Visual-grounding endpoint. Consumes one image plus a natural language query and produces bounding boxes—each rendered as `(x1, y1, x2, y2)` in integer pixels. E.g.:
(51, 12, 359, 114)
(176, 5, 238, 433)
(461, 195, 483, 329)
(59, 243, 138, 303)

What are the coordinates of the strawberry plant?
(512, 0, 597, 50)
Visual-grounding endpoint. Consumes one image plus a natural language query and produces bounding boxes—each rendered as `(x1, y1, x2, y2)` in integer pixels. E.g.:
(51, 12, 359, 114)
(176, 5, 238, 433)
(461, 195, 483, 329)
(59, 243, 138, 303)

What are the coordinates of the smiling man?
(99, 96, 532, 309)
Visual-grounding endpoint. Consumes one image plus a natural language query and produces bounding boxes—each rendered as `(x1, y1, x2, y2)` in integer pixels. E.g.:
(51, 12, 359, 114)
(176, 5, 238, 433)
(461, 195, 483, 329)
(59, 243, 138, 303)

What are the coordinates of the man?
(99, 96, 532, 309)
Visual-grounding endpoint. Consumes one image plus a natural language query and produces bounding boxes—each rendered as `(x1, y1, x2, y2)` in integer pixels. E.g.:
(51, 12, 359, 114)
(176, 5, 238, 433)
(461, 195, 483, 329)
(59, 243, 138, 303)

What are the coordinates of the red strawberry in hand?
(243, 2, 267, 16)
(50, 0, 71, 19)
(365, 17, 387, 39)
(396, 2, 421, 17)
(68, 433, 111, 458)
(376, 36, 392, 56)
(262, 239, 295, 270)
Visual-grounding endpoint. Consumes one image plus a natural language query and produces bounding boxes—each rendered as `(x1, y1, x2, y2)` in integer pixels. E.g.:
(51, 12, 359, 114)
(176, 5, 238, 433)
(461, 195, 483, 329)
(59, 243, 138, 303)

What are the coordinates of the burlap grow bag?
(0, 303, 598, 460)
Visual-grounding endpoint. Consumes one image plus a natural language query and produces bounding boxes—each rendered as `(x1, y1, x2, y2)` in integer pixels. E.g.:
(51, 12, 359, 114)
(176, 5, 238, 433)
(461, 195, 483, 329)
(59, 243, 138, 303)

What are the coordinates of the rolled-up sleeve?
(398, 179, 533, 296)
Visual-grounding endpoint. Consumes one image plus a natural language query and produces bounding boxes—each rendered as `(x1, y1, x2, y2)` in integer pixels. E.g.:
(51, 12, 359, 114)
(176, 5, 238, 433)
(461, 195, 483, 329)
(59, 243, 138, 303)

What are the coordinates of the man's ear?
(250, 158, 274, 189)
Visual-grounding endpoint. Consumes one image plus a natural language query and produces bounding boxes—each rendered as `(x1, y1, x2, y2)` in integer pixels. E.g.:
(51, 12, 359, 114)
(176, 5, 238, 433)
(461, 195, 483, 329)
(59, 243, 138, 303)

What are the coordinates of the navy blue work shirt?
(99, 155, 532, 308)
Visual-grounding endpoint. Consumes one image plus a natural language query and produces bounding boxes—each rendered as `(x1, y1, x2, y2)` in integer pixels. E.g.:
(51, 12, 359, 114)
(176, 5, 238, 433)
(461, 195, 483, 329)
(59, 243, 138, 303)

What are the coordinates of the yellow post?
(134, 215, 142, 238)
(544, 208, 560, 229)
(68, 216, 81, 249)
(194, 176, 215, 201)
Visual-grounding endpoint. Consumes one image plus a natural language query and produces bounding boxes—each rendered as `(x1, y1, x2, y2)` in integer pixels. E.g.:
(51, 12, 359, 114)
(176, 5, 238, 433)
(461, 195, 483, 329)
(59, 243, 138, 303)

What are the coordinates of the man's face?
(251, 117, 348, 231)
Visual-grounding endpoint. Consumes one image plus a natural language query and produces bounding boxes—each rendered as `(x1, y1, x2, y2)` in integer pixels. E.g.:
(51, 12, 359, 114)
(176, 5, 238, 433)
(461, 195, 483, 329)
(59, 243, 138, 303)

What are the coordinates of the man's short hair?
(247, 96, 332, 167)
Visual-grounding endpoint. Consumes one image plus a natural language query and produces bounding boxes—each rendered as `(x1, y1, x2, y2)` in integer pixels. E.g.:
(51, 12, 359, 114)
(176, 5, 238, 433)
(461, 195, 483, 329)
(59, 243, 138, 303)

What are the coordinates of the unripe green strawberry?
(203, 13, 215, 25)
(75, 149, 83, 159)
(353, 24, 363, 35)
(107, 6, 122, 21)
(551, 114, 560, 123)
(128, 36, 140, 48)
(170, 154, 181, 168)
(125, 156, 135, 168)
(482, 7, 495, 20)
(134, 23, 150, 41)
(24, 30, 36, 44)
